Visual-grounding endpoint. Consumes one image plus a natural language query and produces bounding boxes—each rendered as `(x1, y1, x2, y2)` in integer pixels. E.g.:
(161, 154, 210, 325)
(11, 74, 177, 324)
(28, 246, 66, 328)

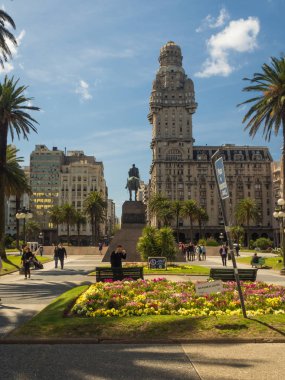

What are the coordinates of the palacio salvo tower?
(148, 41, 274, 241)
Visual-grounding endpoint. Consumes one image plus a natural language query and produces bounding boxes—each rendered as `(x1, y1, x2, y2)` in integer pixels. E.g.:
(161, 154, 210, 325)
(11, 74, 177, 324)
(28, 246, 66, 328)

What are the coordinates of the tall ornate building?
(148, 41, 273, 241)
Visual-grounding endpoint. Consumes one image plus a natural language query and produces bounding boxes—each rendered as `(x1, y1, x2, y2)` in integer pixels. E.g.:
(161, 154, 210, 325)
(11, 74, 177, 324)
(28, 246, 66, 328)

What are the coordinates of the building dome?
(159, 41, 183, 67)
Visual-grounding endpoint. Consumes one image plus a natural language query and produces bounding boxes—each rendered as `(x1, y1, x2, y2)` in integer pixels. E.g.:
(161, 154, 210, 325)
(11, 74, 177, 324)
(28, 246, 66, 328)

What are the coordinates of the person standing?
(21, 246, 34, 279)
(110, 245, 126, 268)
(98, 242, 103, 255)
(38, 245, 44, 256)
(187, 242, 195, 261)
(57, 243, 67, 269)
(201, 244, 206, 260)
(219, 245, 228, 266)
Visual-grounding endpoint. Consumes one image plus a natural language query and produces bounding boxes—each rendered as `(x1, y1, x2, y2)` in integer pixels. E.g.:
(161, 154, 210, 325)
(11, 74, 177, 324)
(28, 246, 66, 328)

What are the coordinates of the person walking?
(54, 244, 59, 268)
(201, 244, 206, 260)
(38, 245, 44, 256)
(98, 242, 103, 255)
(57, 243, 67, 269)
(21, 246, 34, 279)
(110, 245, 126, 268)
(235, 243, 240, 256)
(219, 245, 228, 266)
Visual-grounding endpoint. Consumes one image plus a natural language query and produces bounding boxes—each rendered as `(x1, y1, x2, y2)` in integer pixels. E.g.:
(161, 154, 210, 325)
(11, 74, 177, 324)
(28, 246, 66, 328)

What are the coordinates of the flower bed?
(71, 279, 285, 318)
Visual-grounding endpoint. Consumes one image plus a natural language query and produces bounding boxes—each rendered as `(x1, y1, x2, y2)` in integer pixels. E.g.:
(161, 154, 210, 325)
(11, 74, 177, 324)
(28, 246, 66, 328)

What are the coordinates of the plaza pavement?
(1, 252, 285, 379)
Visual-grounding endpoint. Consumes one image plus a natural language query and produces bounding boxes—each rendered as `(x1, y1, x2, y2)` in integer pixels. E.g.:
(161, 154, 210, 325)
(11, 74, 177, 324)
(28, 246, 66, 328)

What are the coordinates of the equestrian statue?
(125, 164, 141, 201)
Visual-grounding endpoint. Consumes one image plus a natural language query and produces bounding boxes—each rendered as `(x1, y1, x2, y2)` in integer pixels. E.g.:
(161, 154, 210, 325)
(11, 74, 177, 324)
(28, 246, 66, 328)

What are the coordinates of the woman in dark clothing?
(110, 245, 126, 268)
(21, 246, 34, 279)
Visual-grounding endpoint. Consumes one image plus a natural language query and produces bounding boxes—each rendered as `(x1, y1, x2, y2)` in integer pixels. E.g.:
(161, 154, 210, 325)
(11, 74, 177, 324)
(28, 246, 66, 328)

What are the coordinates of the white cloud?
(0, 29, 26, 74)
(196, 17, 260, 78)
(75, 80, 92, 101)
(196, 8, 230, 32)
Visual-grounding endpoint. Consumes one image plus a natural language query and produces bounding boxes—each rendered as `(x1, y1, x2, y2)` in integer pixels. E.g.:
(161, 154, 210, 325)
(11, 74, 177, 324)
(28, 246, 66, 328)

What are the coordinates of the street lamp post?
(273, 198, 285, 275)
(16, 207, 33, 245)
(219, 232, 224, 245)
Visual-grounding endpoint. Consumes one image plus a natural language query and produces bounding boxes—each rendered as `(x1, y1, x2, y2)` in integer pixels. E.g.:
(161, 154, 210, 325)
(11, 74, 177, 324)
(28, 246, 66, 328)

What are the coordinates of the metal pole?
(211, 150, 247, 318)
(281, 218, 285, 275)
(23, 218, 26, 245)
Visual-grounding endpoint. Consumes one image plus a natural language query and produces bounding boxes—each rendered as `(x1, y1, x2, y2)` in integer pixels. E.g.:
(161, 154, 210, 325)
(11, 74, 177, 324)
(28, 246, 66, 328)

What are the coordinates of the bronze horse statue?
(125, 176, 140, 201)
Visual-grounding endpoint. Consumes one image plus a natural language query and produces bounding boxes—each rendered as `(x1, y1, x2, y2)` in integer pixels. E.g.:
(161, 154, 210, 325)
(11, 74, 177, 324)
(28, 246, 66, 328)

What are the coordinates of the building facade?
(148, 41, 274, 241)
(30, 145, 64, 231)
(59, 150, 107, 244)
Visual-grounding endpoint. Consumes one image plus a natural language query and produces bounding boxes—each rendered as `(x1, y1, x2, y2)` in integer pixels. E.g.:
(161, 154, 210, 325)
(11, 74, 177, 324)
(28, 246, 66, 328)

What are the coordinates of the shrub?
(206, 238, 219, 247)
(198, 239, 206, 245)
(254, 237, 273, 250)
(137, 226, 177, 261)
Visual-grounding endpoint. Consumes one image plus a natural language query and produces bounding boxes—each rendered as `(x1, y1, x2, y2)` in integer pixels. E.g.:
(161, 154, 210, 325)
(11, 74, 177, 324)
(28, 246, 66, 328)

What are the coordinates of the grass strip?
(11, 285, 285, 341)
(88, 264, 209, 276)
(0, 255, 52, 276)
(237, 256, 283, 271)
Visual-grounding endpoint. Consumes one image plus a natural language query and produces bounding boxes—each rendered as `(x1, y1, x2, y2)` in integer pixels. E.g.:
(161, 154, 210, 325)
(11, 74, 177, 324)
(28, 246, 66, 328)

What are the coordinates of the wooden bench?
(95, 267, 144, 282)
(210, 268, 257, 282)
(251, 257, 265, 268)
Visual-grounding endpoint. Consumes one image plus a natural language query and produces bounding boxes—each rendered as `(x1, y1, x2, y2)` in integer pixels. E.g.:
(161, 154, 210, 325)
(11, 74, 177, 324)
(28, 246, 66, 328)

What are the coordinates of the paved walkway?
(1, 253, 285, 379)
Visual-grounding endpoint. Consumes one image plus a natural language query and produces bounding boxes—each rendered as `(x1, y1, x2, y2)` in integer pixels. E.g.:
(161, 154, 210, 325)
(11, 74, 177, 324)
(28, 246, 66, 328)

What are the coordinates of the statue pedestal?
(103, 201, 146, 262)
(121, 201, 146, 227)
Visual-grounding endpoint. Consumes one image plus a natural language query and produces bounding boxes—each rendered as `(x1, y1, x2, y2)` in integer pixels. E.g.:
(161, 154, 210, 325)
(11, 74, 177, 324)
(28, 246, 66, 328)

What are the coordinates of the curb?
(1, 337, 285, 344)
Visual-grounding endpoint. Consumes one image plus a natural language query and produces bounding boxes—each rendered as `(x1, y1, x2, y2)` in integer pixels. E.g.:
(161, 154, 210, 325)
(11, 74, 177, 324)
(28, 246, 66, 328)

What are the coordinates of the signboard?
(214, 156, 229, 199)
(195, 280, 223, 296)
(148, 257, 167, 269)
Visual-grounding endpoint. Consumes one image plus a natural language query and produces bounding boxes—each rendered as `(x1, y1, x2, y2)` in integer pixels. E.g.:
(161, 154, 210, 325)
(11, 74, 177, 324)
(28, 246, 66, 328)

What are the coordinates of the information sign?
(195, 280, 223, 296)
(148, 257, 167, 269)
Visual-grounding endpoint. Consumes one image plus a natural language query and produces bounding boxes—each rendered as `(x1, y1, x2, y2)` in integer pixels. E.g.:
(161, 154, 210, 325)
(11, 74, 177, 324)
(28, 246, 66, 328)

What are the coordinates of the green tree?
(235, 198, 259, 248)
(239, 56, 285, 196)
(0, 10, 17, 68)
(172, 200, 184, 242)
(74, 210, 86, 246)
(61, 204, 76, 244)
(196, 206, 209, 239)
(0, 77, 39, 259)
(25, 220, 41, 241)
(84, 191, 106, 245)
(182, 199, 198, 242)
(49, 205, 63, 239)
(5, 145, 30, 249)
(137, 226, 177, 261)
(148, 193, 168, 227)
(229, 225, 245, 245)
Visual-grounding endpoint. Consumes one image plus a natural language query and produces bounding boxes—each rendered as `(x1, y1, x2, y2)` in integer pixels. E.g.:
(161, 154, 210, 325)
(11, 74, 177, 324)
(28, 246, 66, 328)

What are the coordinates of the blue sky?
(1, 0, 285, 216)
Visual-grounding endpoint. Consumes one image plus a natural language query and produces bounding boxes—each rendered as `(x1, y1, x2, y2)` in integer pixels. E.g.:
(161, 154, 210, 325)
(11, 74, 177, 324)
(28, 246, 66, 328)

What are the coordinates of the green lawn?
(237, 256, 284, 271)
(0, 255, 52, 276)
(11, 285, 285, 341)
(88, 264, 210, 276)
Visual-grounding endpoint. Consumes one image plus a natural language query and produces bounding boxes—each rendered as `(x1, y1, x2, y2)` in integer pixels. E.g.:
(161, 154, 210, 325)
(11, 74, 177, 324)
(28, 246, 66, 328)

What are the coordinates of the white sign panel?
(214, 157, 229, 199)
(195, 280, 223, 296)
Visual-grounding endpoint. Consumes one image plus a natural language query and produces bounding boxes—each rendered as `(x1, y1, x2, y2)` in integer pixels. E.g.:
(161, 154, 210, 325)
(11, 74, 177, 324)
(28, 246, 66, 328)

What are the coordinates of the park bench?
(251, 257, 265, 268)
(95, 266, 144, 282)
(210, 268, 257, 282)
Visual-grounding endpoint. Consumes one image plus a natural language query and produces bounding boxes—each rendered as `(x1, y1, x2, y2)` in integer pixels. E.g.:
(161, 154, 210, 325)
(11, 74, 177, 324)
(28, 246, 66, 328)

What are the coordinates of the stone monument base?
(103, 201, 146, 262)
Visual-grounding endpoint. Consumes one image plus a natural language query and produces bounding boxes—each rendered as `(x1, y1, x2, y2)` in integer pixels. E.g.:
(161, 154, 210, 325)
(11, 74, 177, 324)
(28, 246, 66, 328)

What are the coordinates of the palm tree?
(0, 10, 17, 68)
(235, 198, 259, 248)
(156, 200, 174, 227)
(182, 199, 198, 242)
(25, 220, 41, 241)
(61, 204, 76, 244)
(196, 206, 209, 239)
(238, 56, 285, 196)
(49, 205, 63, 240)
(74, 210, 86, 246)
(84, 191, 106, 245)
(5, 145, 31, 249)
(0, 77, 39, 259)
(148, 193, 168, 227)
(172, 200, 183, 242)
(229, 225, 245, 245)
